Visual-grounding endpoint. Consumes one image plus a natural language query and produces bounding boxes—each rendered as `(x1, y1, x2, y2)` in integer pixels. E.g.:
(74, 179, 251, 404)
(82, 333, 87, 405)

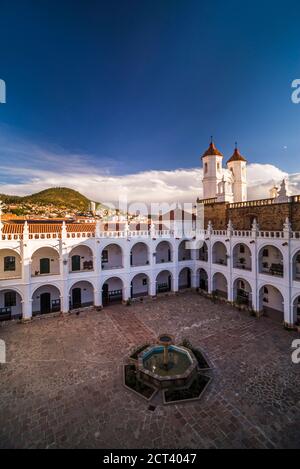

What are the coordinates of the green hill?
(0, 187, 94, 211)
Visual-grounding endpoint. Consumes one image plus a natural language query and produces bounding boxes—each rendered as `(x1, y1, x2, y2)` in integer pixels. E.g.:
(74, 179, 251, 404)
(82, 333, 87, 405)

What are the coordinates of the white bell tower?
(226, 144, 247, 202)
(202, 139, 224, 199)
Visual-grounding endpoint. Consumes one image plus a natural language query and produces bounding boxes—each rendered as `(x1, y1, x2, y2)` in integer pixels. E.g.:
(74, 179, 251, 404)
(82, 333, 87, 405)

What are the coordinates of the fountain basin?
(137, 344, 198, 389)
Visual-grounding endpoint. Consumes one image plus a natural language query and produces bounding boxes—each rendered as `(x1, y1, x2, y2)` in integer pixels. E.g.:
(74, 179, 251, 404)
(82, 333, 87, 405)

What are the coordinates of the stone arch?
(292, 249, 300, 282)
(178, 267, 192, 290)
(259, 284, 284, 323)
(0, 248, 22, 279)
(32, 284, 61, 316)
(233, 278, 252, 307)
(212, 241, 228, 266)
(212, 272, 228, 299)
(31, 246, 60, 277)
(101, 243, 123, 270)
(178, 239, 191, 261)
(232, 243, 252, 271)
(102, 277, 123, 306)
(130, 273, 150, 298)
(0, 288, 23, 320)
(258, 244, 284, 277)
(155, 241, 173, 264)
(292, 293, 300, 325)
(69, 280, 94, 310)
(156, 270, 173, 293)
(69, 244, 94, 272)
(130, 242, 149, 267)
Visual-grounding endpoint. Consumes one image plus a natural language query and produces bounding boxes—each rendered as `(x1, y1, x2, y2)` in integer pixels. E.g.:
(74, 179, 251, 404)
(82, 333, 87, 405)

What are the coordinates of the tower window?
(204, 163, 208, 174)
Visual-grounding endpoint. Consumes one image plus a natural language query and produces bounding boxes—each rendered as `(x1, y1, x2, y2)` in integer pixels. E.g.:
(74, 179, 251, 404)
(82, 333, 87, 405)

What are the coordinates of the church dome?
(227, 147, 247, 163)
(201, 141, 223, 159)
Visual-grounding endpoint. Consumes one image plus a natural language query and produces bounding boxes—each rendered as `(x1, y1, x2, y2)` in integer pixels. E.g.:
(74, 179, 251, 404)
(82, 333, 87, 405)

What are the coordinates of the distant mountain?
(0, 187, 96, 211)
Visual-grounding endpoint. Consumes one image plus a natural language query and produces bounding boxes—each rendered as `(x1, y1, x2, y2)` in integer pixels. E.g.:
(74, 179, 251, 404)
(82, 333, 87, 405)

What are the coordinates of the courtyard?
(0, 291, 299, 449)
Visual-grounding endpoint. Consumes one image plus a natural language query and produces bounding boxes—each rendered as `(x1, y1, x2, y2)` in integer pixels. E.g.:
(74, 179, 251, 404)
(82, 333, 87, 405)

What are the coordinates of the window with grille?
(4, 256, 16, 272)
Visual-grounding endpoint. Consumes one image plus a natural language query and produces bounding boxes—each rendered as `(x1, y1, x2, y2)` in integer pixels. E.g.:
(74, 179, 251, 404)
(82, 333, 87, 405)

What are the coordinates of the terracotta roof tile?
(227, 148, 247, 163)
(201, 142, 223, 159)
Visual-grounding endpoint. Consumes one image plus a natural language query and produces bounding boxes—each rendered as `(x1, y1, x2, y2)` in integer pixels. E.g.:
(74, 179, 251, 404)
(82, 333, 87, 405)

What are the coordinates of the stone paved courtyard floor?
(0, 291, 299, 449)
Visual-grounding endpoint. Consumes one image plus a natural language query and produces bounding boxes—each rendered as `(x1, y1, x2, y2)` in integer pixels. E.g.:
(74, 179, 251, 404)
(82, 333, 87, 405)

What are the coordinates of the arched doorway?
(156, 270, 172, 293)
(212, 272, 228, 299)
(69, 281, 94, 310)
(0, 289, 23, 320)
(293, 296, 300, 325)
(102, 277, 123, 306)
(259, 284, 284, 323)
(178, 267, 192, 290)
(32, 285, 61, 316)
(233, 278, 252, 307)
(131, 273, 149, 298)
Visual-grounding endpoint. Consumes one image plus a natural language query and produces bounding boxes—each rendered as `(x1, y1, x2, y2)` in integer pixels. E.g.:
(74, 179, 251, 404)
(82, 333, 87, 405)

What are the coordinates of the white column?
(60, 224, 69, 313)
(148, 275, 156, 296)
(282, 218, 292, 325)
(227, 221, 233, 302)
(122, 284, 131, 303)
(172, 239, 179, 292)
(93, 288, 102, 308)
(191, 272, 197, 289)
(21, 224, 32, 320)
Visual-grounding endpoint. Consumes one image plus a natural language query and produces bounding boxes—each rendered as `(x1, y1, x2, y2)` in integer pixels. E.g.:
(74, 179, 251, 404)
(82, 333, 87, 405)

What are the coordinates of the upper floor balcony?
(258, 245, 284, 278)
(31, 247, 60, 277)
(0, 249, 22, 280)
(212, 241, 228, 266)
(233, 243, 252, 271)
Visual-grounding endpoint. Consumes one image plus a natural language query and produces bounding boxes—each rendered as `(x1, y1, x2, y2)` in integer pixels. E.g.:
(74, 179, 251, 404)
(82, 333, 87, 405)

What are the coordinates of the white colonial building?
(0, 215, 299, 329)
(0, 141, 300, 330)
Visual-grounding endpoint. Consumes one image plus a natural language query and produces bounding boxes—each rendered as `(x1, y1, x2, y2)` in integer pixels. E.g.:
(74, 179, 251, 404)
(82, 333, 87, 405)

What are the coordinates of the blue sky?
(0, 0, 300, 202)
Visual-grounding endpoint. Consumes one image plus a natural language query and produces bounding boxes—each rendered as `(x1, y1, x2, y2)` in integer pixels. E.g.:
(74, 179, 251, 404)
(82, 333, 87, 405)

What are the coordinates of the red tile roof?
(201, 142, 223, 159)
(227, 148, 247, 163)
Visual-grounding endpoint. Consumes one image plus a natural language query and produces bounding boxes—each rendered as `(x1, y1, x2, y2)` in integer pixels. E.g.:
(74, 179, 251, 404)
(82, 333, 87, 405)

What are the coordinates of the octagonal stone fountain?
(137, 334, 198, 389)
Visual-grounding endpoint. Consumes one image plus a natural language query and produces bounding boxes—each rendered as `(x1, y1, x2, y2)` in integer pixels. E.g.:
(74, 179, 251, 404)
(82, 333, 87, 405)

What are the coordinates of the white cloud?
(0, 130, 298, 206)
